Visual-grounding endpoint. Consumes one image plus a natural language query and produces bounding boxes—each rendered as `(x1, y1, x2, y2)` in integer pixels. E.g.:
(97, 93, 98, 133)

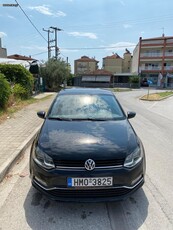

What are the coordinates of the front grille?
(47, 187, 130, 198)
(53, 159, 124, 168)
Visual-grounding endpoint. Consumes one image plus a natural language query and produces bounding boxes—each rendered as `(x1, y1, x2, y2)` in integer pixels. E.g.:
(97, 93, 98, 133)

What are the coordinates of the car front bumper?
(30, 159, 145, 202)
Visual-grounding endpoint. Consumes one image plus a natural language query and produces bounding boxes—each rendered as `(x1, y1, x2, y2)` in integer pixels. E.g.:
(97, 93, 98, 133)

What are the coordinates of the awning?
(0, 58, 30, 69)
(82, 76, 111, 82)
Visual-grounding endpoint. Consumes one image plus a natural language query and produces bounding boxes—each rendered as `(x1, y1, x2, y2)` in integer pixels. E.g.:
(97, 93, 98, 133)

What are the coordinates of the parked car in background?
(30, 88, 146, 202)
(141, 78, 149, 87)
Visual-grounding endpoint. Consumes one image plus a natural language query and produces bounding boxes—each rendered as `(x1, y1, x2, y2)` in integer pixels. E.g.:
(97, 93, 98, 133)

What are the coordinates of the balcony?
(140, 66, 161, 71)
(140, 53, 162, 58)
(165, 52, 173, 57)
(164, 66, 173, 70)
(141, 40, 164, 45)
(166, 39, 173, 44)
(140, 66, 173, 72)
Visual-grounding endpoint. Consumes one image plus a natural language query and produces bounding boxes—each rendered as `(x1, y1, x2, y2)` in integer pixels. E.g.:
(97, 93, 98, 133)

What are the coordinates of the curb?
(139, 94, 173, 101)
(0, 124, 42, 183)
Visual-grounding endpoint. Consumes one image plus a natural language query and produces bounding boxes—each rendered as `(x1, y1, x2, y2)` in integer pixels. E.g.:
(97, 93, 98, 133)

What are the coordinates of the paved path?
(0, 93, 56, 182)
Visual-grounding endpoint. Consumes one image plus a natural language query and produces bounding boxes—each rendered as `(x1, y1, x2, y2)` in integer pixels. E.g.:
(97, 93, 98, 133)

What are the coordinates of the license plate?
(67, 177, 113, 187)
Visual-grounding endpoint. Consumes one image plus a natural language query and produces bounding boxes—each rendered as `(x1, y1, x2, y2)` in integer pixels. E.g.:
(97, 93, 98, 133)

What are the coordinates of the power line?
(14, 0, 47, 43)
(59, 52, 67, 58)
(30, 44, 136, 57)
(31, 51, 47, 57)
(60, 44, 136, 50)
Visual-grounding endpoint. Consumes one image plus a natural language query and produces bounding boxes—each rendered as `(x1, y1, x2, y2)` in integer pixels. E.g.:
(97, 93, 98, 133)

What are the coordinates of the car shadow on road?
(24, 186, 148, 230)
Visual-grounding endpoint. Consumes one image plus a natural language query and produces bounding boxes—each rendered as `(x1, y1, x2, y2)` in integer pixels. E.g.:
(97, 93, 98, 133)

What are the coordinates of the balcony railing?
(166, 39, 173, 43)
(165, 52, 173, 57)
(164, 66, 173, 70)
(140, 66, 162, 70)
(140, 53, 162, 57)
(140, 66, 173, 71)
(141, 40, 164, 45)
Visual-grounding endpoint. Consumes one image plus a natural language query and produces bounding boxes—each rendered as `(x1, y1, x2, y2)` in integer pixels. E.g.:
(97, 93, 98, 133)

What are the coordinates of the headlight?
(33, 146, 55, 170)
(124, 146, 143, 168)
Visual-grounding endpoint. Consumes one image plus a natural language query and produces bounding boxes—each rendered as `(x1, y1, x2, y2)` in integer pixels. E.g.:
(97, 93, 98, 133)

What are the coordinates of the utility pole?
(64, 56, 69, 88)
(49, 27, 63, 60)
(43, 28, 53, 59)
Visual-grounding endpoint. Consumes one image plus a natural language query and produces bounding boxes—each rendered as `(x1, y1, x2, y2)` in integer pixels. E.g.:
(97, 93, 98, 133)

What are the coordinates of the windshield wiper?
(48, 116, 72, 121)
(48, 117, 115, 121)
(70, 118, 108, 121)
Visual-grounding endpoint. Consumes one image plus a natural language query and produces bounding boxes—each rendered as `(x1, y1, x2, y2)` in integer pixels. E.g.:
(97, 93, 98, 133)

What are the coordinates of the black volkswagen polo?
(30, 88, 146, 202)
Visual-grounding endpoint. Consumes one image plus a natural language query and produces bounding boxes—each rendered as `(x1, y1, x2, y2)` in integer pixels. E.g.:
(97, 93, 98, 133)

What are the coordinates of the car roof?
(58, 88, 114, 96)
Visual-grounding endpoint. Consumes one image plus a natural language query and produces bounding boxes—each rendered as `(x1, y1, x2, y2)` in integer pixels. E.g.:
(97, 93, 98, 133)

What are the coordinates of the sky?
(1, 0, 173, 73)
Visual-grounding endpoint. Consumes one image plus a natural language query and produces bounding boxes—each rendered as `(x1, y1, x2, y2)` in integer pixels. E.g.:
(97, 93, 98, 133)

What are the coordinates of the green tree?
(40, 58, 71, 91)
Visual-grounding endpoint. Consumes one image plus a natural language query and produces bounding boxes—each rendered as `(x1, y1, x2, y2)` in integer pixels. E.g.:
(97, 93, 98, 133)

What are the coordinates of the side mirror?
(37, 111, 46, 119)
(127, 111, 136, 119)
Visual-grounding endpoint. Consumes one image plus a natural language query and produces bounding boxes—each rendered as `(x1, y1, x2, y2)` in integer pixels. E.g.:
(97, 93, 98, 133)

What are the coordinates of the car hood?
(38, 119, 138, 160)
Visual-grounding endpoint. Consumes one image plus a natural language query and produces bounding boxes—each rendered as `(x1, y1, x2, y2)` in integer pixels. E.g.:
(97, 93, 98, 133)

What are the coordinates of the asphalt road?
(0, 89, 173, 230)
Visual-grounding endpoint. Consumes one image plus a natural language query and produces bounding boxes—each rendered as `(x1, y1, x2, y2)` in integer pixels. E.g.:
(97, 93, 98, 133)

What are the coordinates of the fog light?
(131, 175, 142, 185)
(34, 176, 47, 187)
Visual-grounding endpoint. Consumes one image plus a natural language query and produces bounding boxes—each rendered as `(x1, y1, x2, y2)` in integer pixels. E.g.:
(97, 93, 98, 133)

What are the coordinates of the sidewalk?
(0, 92, 56, 182)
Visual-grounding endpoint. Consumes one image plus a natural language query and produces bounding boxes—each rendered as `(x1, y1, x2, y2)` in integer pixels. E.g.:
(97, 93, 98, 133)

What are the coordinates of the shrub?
(0, 73, 11, 108)
(129, 75, 140, 83)
(0, 64, 34, 97)
(12, 83, 28, 99)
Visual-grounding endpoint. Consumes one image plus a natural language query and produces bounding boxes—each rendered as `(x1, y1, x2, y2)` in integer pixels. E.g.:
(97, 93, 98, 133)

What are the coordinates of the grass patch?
(141, 91, 173, 101)
(111, 88, 132, 92)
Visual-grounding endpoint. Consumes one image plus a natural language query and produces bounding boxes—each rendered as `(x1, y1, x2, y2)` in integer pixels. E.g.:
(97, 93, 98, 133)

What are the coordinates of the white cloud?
(56, 11, 66, 17)
(29, 5, 66, 17)
(0, 32, 7, 37)
(68, 32, 97, 39)
(7, 15, 16, 19)
(29, 5, 51, 15)
(123, 24, 132, 29)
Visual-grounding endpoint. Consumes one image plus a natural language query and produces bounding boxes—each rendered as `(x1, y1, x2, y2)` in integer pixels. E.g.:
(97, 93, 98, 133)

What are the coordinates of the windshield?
(48, 94, 125, 120)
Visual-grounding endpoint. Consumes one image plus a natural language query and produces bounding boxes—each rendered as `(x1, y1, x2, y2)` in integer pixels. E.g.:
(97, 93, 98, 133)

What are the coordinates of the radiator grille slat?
(54, 159, 124, 168)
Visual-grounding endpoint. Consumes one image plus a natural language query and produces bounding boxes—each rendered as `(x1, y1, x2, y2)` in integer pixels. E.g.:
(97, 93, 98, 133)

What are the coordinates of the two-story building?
(102, 50, 132, 74)
(102, 53, 123, 73)
(102, 50, 133, 87)
(74, 50, 133, 87)
(132, 35, 173, 87)
(74, 56, 99, 75)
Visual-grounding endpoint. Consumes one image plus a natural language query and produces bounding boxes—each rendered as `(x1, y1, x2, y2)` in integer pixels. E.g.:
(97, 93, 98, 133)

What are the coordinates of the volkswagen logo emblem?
(85, 159, 95, 171)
